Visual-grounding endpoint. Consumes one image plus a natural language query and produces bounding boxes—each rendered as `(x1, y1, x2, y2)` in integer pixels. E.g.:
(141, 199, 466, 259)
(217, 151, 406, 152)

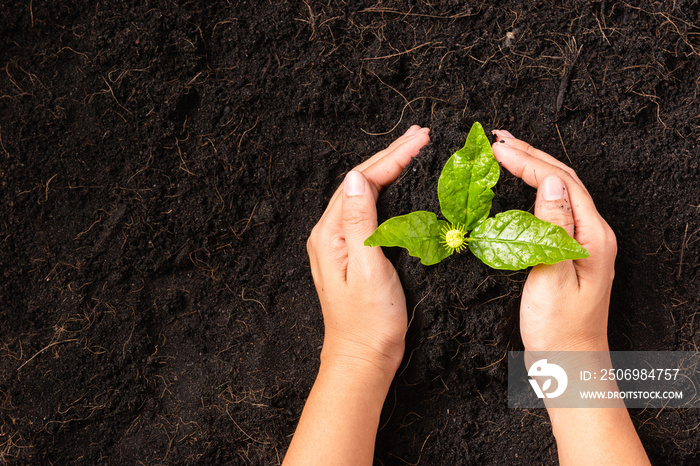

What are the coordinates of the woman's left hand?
(307, 125, 430, 377)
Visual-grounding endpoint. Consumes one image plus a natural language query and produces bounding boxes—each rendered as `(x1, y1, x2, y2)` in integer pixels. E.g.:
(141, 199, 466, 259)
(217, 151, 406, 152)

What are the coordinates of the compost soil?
(1, 1, 699, 464)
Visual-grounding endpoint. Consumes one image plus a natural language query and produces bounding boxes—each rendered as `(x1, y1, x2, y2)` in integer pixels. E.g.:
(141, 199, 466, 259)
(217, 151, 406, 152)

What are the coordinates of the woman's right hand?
(492, 131, 617, 353)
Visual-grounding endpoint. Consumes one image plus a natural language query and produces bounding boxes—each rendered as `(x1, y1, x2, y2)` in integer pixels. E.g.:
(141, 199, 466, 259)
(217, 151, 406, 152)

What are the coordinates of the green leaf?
(438, 122, 500, 230)
(468, 210, 589, 270)
(364, 211, 452, 265)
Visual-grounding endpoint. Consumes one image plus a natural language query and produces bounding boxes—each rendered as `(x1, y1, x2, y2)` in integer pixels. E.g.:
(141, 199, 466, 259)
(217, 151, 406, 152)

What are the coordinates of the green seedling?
(364, 122, 588, 269)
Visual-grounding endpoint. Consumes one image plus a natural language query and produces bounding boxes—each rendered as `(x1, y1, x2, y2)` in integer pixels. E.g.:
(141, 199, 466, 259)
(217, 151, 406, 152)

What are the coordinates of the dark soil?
(1, 1, 699, 464)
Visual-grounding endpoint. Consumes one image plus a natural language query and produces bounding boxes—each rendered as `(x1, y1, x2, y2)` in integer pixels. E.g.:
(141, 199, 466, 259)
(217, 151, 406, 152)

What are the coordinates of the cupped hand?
(307, 126, 430, 377)
(492, 131, 617, 352)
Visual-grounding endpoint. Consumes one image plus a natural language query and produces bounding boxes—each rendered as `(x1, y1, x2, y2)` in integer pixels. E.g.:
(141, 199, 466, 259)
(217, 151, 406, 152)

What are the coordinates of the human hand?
(307, 125, 431, 378)
(285, 127, 431, 465)
(491, 131, 617, 353)
(491, 133, 649, 466)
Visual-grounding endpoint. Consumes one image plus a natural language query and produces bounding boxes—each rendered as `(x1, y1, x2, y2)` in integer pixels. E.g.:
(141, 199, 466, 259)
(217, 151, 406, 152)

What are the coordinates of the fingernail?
(542, 176, 564, 201)
(344, 170, 365, 197)
(403, 125, 421, 137)
(493, 129, 515, 139)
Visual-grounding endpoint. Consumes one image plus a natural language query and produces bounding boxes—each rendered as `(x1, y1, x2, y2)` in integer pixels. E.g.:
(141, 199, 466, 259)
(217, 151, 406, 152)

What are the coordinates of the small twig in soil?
(683, 419, 700, 432)
(189, 251, 218, 279)
(126, 153, 153, 183)
(73, 216, 103, 240)
(213, 19, 238, 33)
(187, 71, 203, 86)
(238, 116, 260, 149)
(360, 100, 412, 136)
(16, 339, 78, 372)
(483, 292, 513, 305)
(0, 125, 9, 156)
(241, 288, 267, 314)
(226, 405, 269, 444)
(364, 66, 411, 110)
(44, 174, 57, 201)
(594, 14, 611, 45)
(395, 290, 433, 379)
(555, 123, 572, 165)
(677, 223, 688, 279)
(102, 77, 132, 115)
(359, 7, 479, 20)
(390, 431, 432, 465)
(361, 41, 437, 61)
(214, 183, 225, 214)
(476, 350, 508, 371)
(304, 0, 317, 40)
(5, 64, 29, 96)
(175, 141, 195, 176)
(231, 201, 259, 239)
(221, 115, 245, 145)
(361, 97, 444, 136)
(556, 37, 582, 115)
(57, 47, 89, 61)
(628, 88, 668, 130)
(405, 289, 432, 338)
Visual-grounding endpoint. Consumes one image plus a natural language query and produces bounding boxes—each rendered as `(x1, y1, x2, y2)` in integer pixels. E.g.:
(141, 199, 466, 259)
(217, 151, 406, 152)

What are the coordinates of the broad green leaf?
(364, 211, 452, 265)
(438, 122, 500, 230)
(468, 210, 589, 270)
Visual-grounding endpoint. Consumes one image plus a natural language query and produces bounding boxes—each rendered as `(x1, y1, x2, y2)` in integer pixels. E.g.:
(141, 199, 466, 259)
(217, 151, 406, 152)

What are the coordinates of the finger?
(312, 126, 429, 275)
(320, 126, 430, 226)
(492, 141, 597, 219)
(307, 221, 348, 284)
(328, 126, 429, 209)
(341, 170, 387, 275)
(529, 174, 578, 287)
(492, 130, 587, 190)
(360, 127, 430, 193)
(492, 141, 614, 280)
(328, 126, 425, 206)
(355, 125, 423, 173)
(535, 175, 575, 238)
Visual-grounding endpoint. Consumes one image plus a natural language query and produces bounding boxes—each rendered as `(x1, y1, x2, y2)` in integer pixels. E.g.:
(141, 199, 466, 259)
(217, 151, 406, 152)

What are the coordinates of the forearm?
(548, 406, 649, 465)
(283, 355, 396, 466)
(545, 351, 649, 465)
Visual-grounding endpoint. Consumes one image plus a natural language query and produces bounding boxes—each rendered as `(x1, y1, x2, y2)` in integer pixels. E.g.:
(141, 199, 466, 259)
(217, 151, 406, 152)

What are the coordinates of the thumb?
(528, 174, 578, 291)
(342, 170, 384, 265)
(535, 175, 575, 238)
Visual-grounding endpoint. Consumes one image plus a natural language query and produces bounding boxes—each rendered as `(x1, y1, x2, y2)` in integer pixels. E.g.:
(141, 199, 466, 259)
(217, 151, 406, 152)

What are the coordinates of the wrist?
(525, 336, 609, 353)
(320, 337, 404, 390)
(285, 343, 402, 466)
(316, 351, 398, 415)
